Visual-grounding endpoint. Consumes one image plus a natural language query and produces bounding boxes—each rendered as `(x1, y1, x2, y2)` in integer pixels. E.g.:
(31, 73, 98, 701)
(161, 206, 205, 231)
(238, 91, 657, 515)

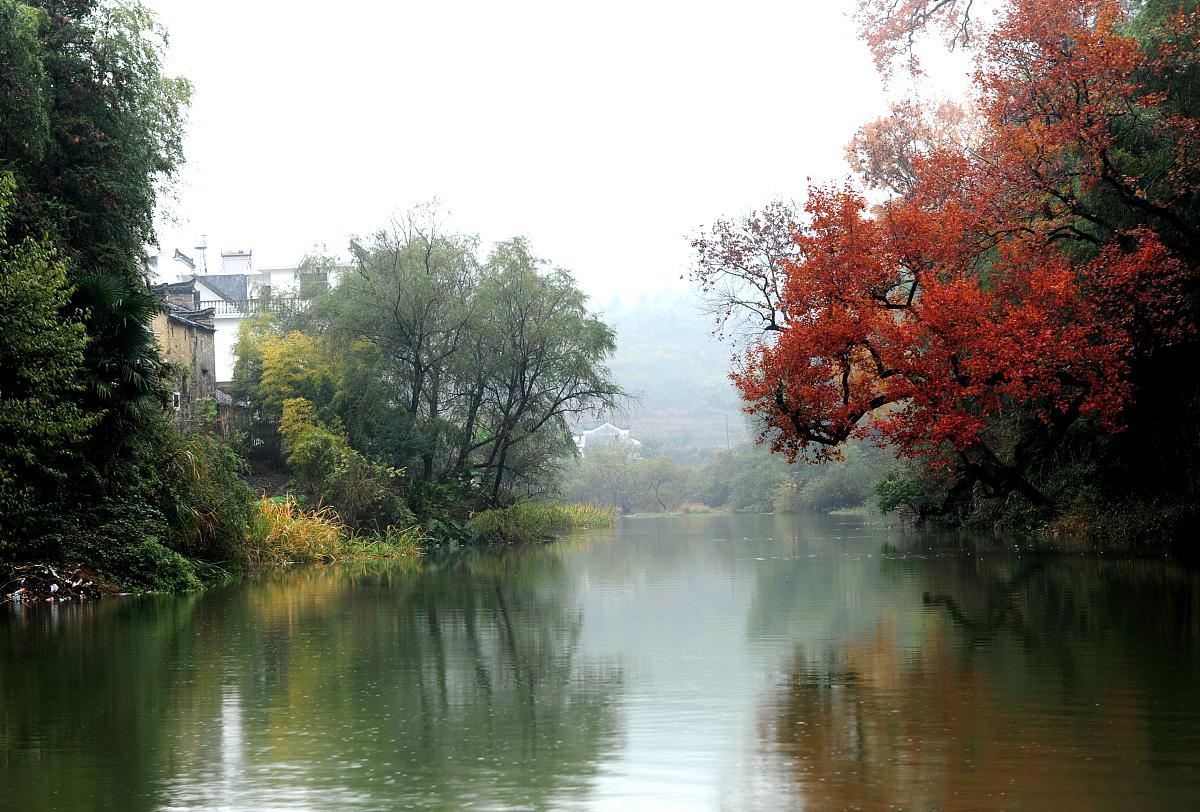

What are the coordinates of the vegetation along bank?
(691, 0, 1200, 545)
(0, 0, 618, 595)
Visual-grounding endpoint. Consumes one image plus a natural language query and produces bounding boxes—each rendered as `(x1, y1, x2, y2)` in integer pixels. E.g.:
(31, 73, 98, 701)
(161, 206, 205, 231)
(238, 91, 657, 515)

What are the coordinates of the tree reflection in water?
(1, 543, 623, 811)
(757, 556, 1200, 811)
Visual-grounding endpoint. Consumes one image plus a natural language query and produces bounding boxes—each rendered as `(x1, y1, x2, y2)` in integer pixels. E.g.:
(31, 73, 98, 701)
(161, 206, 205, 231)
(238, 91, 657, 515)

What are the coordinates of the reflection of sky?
(569, 514, 926, 810)
(160, 686, 372, 811)
(14, 516, 1196, 810)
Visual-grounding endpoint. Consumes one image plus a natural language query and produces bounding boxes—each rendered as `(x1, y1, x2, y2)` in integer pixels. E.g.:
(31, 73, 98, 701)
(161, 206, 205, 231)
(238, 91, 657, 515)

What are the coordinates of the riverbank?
(1041, 498, 1200, 554)
(1, 498, 616, 601)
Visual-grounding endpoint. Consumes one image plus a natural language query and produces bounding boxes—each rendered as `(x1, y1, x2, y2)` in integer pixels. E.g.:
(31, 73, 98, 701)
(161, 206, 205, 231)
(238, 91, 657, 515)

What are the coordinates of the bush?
(166, 433, 255, 563)
(325, 446, 412, 531)
(279, 397, 411, 531)
(46, 499, 202, 592)
(246, 496, 348, 566)
(468, 502, 615, 544)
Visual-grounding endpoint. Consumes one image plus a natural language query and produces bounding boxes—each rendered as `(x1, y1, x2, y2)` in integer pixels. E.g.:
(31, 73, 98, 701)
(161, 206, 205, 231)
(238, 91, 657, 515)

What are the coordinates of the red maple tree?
(695, 0, 1199, 506)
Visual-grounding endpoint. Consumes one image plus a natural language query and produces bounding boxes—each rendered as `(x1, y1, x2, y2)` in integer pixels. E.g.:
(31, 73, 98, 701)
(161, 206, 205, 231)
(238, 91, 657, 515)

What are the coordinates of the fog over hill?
(596, 291, 748, 452)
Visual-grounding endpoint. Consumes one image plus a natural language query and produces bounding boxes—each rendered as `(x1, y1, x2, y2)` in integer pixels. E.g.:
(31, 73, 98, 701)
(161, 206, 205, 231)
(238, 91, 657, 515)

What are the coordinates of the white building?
(156, 246, 342, 384)
(573, 422, 642, 457)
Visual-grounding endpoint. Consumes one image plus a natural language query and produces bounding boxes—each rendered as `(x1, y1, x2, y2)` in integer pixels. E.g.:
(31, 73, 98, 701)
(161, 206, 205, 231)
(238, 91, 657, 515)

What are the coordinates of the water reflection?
(756, 554, 1200, 811)
(2, 546, 622, 810)
(3, 517, 1199, 810)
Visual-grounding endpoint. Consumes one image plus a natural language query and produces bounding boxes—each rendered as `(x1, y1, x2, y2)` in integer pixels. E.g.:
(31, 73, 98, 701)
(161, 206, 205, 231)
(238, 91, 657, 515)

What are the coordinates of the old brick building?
(150, 280, 217, 421)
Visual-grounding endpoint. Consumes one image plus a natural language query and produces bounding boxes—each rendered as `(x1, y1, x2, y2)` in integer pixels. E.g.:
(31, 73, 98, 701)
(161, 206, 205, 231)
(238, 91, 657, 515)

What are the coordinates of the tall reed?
(246, 496, 425, 566)
(246, 496, 348, 566)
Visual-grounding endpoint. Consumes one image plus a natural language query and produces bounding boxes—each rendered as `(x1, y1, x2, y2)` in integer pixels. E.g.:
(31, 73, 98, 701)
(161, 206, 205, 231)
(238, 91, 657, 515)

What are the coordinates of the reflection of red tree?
(762, 618, 1156, 811)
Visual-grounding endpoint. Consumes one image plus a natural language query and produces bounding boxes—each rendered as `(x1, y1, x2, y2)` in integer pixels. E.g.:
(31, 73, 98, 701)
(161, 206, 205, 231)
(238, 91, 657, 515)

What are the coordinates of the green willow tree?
(237, 217, 623, 519)
(471, 239, 623, 502)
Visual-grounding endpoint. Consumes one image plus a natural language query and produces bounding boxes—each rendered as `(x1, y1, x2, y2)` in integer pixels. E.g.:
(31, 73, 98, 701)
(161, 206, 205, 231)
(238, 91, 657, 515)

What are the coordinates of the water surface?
(3, 514, 1199, 810)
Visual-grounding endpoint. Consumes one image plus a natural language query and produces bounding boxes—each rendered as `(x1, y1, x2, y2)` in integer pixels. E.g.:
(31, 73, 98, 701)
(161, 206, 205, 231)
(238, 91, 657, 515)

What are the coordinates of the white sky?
(147, 0, 907, 302)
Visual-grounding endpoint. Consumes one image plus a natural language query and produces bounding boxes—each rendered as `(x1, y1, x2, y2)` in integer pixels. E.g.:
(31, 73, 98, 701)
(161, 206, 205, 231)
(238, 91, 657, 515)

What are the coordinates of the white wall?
(213, 312, 244, 383)
(264, 267, 297, 292)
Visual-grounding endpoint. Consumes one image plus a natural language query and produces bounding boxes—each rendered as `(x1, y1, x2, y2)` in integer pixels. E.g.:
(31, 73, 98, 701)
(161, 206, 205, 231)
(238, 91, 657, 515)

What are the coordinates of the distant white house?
(573, 422, 642, 456)
(154, 245, 342, 383)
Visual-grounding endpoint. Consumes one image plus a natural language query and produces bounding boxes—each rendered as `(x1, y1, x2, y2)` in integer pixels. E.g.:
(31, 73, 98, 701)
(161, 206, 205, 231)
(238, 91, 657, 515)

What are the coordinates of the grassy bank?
(3, 498, 614, 602)
(1042, 499, 1200, 552)
(467, 502, 616, 544)
(244, 496, 425, 567)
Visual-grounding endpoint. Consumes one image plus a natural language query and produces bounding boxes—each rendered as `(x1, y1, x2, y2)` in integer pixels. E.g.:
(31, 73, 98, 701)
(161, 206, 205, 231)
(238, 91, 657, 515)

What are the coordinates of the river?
(3, 514, 1199, 810)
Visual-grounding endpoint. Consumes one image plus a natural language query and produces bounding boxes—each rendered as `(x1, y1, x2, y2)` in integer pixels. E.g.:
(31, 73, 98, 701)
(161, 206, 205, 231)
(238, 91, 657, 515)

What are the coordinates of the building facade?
(573, 422, 642, 457)
(156, 248, 342, 384)
(150, 280, 217, 421)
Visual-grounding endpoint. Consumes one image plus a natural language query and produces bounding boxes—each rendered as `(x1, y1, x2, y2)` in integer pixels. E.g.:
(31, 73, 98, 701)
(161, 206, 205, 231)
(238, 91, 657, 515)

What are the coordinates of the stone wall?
(150, 312, 217, 422)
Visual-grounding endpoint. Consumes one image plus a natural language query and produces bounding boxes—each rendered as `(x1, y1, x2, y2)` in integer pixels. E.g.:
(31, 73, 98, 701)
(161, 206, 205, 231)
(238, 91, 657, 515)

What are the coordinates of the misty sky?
(147, 1, 930, 302)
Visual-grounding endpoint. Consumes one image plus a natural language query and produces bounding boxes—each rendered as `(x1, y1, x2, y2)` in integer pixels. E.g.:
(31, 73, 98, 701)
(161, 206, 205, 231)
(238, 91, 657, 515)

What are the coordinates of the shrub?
(47, 499, 202, 592)
(279, 397, 410, 531)
(166, 433, 254, 563)
(325, 446, 412, 531)
(246, 495, 348, 566)
(468, 502, 615, 544)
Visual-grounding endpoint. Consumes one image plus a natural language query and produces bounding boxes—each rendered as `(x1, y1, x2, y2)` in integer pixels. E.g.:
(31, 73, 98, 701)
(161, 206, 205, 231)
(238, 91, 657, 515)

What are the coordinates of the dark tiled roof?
(166, 303, 216, 332)
(151, 279, 197, 295)
(196, 274, 248, 302)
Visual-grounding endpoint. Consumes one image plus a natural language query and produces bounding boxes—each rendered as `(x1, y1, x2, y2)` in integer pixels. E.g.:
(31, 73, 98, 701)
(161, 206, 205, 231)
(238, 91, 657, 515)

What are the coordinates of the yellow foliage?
(247, 496, 348, 566)
(258, 330, 338, 417)
(246, 496, 423, 567)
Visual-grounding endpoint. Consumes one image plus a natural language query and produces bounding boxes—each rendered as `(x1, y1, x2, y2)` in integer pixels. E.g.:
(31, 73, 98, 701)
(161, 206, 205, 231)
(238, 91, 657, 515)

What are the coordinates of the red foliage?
(702, 0, 1198, 476)
(857, 0, 979, 76)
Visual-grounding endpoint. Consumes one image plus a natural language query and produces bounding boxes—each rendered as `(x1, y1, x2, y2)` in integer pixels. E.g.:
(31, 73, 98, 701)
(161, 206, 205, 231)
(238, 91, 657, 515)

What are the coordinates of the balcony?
(198, 297, 307, 316)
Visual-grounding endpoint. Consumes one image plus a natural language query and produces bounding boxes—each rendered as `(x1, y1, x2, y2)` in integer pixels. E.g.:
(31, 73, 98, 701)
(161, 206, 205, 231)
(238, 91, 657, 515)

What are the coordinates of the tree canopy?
(695, 0, 1200, 521)
(237, 213, 624, 514)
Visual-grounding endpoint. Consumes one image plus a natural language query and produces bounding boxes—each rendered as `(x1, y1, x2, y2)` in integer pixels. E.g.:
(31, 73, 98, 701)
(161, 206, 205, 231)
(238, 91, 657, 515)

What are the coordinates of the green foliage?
(568, 438, 895, 515)
(0, 0, 219, 588)
(326, 447, 414, 531)
(727, 450, 790, 513)
(0, 2, 49, 163)
(233, 216, 625, 544)
(40, 498, 201, 592)
(279, 397, 345, 492)
(566, 444, 643, 512)
(278, 397, 411, 531)
(775, 444, 894, 514)
(467, 502, 615, 544)
(1, 0, 190, 416)
(165, 433, 254, 564)
(875, 467, 929, 517)
(0, 177, 101, 547)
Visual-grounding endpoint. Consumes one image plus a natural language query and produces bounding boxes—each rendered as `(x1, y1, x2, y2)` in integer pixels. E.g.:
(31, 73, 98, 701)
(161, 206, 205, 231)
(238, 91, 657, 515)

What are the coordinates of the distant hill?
(595, 290, 747, 452)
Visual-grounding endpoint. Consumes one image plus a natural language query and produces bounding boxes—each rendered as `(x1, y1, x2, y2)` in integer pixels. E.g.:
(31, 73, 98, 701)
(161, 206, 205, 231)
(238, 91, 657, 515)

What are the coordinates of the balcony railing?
(198, 297, 308, 316)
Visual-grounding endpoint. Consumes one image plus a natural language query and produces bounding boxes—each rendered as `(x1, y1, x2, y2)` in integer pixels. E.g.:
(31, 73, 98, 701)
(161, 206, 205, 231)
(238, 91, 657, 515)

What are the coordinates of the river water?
(3, 514, 1199, 810)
